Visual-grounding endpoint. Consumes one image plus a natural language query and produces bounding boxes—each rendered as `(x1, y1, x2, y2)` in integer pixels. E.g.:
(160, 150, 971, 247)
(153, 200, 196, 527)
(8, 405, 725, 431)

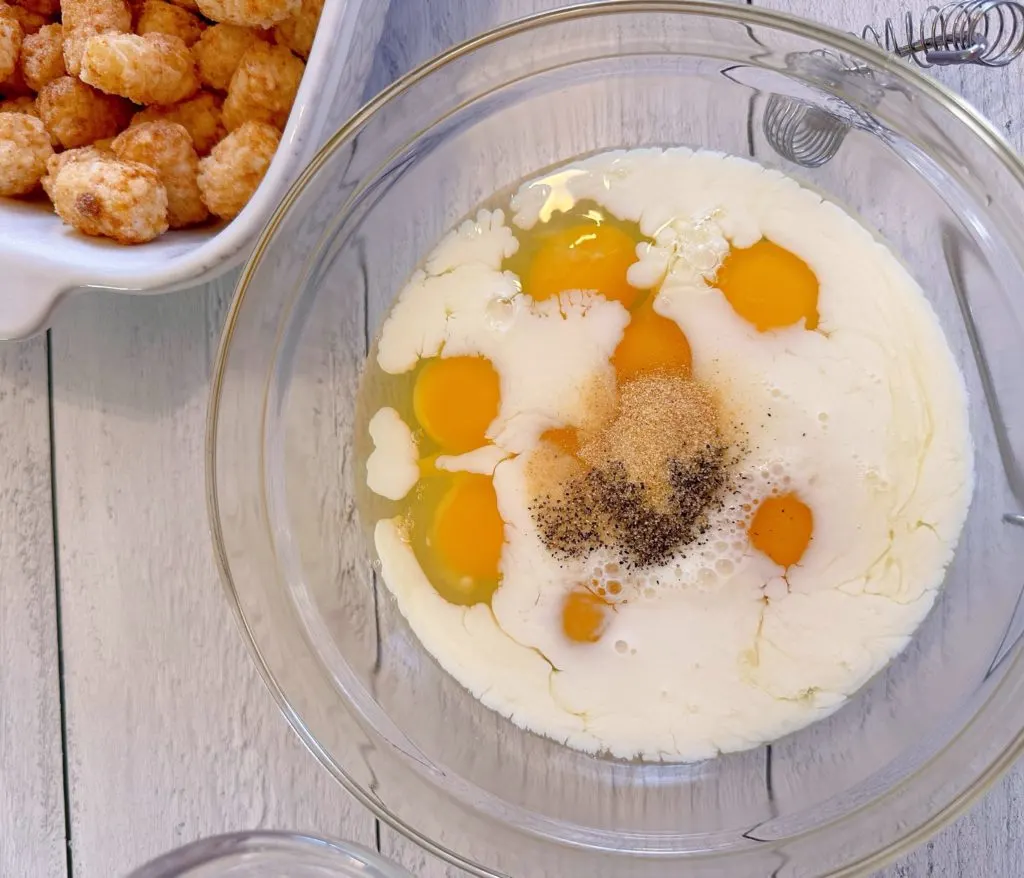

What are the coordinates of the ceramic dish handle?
(0, 266, 74, 340)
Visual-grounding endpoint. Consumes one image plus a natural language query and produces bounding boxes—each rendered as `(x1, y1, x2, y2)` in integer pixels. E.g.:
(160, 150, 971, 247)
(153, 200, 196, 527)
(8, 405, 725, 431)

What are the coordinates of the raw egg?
(525, 222, 641, 309)
(413, 355, 500, 453)
(748, 492, 814, 567)
(716, 238, 819, 332)
(611, 302, 692, 381)
(425, 473, 505, 604)
(562, 588, 610, 643)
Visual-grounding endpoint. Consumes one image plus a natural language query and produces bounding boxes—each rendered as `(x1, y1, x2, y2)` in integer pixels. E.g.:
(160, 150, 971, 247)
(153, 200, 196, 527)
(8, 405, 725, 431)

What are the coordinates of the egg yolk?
(716, 239, 819, 332)
(525, 223, 641, 309)
(429, 474, 505, 601)
(542, 426, 580, 456)
(562, 589, 609, 643)
(413, 355, 500, 453)
(611, 304, 693, 381)
(748, 492, 814, 568)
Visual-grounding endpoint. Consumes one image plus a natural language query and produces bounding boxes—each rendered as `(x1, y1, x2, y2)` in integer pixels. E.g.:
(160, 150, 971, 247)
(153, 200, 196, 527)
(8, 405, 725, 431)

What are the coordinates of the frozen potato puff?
(272, 0, 320, 59)
(197, 118, 277, 218)
(16, 0, 60, 17)
(190, 22, 260, 91)
(131, 88, 223, 154)
(37, 74, 132, 148)
(80, 32, 198, 104)
(40, 141, 108, 199)
(8, 5, 46, 35)
(222, 40, 301, 131)
(136, 0, 204, 47)
(0, 92, 59, 145)
(0, 93, 33, 112)
(0, 7, 24, 83)
(112, 119, 206, 227)
(20, 23, 65, 91)
(61, 0, 131, 77)
(0, 110, 52, 195)
(50, 153, 168, 243)
(195, 0, 296, 29)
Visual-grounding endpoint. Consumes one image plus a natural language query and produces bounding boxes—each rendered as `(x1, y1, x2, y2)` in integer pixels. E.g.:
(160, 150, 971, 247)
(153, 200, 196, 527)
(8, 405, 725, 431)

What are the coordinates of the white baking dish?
(0, 0, 387, 340)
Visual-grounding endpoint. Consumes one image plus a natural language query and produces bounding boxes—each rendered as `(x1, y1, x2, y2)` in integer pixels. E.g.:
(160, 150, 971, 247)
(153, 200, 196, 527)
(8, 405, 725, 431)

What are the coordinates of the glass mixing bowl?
(125, 831, 412, 877)
(207, 3, 1024, 875)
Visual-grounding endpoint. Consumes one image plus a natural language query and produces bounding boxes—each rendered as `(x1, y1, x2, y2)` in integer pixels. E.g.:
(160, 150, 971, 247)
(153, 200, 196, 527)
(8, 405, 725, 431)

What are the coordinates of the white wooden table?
(3, 1, 1023, 875)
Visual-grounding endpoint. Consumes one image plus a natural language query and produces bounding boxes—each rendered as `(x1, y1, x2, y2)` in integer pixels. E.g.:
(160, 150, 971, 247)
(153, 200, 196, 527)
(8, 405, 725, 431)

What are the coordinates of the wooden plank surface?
(48, 283, 375, 877)
(0, 337, 67, 878)
(16, 1, 1024, 877)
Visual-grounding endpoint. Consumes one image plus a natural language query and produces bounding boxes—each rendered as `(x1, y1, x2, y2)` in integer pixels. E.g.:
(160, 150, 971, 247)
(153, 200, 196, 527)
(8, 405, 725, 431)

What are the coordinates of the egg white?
(365, 149, 973, 761)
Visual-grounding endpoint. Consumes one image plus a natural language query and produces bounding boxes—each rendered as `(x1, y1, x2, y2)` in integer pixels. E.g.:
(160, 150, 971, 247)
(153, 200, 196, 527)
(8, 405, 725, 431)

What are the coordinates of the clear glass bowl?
(207, 3, 1024, 876)
(125, 831, 412, 877)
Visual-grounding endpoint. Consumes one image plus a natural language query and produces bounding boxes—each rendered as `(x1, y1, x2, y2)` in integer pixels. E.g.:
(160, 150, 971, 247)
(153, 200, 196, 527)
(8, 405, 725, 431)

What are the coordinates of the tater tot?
(0, 92, 57, 146)
(222, 40, 300, 131)
(20, 23, 64, 91)
(196, 0, 296, 29)
(0, 63, 30, 96)
(112, 120, 206, 227)
(136, 0, 204, 46)
(40, 141, 107, 198)
(0, 9, 24, 82)
(61, 0, 131, 77)
(130, 88, 223, 154)
(50, 154, 168, 243)
(0, 110, 51, 195)
(37, 75, 132, 148)
(196, 118, 276, 218)
(0, 91, 31, 112)
(15, 0, 60, 17)
(79, 32, 198, 104)
(8, 5, 45, 34)
(191, 22, 261, 91)
(272, 0, 319, 59)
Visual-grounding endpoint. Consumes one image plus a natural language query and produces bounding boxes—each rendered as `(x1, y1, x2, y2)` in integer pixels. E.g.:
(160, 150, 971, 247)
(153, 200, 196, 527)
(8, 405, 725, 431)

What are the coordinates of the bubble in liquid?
(714, 541, 728, 553)
(614, 640, 629, 654)
(818, 412, 829, 423)
(771, 463, 785, 476)
(698, 568, 718, 586)
(715, 558, 734, 576)
(643, 587, 657, 599)
(485, 296, 516, 331)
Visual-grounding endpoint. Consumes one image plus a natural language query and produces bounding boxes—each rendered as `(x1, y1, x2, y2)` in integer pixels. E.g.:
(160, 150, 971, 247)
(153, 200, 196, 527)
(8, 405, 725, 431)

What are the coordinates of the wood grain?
(47, 283, 374, 877)
(0, 337, 66, 878)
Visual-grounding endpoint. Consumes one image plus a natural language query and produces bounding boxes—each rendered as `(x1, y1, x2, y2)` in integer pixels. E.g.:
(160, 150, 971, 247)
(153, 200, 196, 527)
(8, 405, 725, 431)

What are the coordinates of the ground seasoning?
(529, 371, 730, 568)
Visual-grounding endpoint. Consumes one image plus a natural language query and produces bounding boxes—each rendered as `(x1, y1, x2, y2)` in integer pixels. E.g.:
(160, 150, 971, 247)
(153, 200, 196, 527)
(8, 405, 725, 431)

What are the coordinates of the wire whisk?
(763, 0, 1024, 168)
(862, 0, 1024, 66)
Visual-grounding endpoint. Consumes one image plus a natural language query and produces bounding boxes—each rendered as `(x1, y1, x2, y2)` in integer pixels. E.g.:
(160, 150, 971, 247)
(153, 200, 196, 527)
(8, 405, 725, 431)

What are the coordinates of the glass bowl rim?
(123, 830, 410, 877)
(206, 2, 1024, 875)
